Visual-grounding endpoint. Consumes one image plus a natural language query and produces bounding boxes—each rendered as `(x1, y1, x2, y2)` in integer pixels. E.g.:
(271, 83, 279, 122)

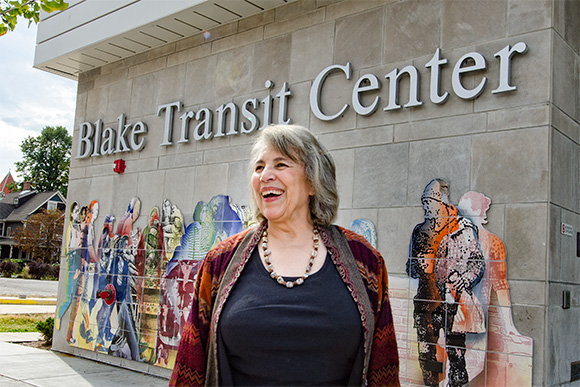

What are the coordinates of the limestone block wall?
(51, 0, 577, 385)
(547, 0, 580, 385)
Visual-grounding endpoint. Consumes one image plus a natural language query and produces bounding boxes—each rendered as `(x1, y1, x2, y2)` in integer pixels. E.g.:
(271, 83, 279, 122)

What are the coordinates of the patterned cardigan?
(169, 221, 400, 386)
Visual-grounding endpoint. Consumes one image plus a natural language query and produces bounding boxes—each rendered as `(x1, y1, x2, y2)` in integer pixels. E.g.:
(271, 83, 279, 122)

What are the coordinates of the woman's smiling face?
(251, 146, 313, 227)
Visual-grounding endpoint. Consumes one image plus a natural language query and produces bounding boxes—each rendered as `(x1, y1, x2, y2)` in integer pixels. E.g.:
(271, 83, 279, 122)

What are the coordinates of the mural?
(58, 195, 247, 367)
(56, 184, 532, 385)
(406, 179, 533, 386)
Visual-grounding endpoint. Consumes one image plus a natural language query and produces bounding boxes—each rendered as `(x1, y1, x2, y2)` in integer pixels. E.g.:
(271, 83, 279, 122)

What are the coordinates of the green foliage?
(0, 0, 68, 36)
(14, 126, 71, 196)
(12, 208, 64, 265)
(0, 313, 51, 332)
(36, 316, 54, 343)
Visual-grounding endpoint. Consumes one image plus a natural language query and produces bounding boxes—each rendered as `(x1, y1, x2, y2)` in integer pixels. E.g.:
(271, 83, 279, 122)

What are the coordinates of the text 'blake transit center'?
(33, 0, 580, 385)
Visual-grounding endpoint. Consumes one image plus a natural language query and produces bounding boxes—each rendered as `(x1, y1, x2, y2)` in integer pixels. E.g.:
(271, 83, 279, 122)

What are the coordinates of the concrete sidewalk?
(0, 297, 170, 386)
(0, 341, 170, 386)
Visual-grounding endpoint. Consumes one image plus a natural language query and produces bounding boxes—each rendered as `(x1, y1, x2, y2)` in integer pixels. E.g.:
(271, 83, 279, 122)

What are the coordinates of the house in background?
(0, 181, 66, 259)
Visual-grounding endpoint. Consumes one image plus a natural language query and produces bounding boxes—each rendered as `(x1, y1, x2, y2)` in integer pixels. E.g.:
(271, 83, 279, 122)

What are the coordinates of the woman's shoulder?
(329, 225, 384, 267)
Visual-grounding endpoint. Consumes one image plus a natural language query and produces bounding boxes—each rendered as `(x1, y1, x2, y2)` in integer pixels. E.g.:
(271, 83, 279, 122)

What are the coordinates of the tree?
(15, 125, 72, 196)
(0, 0, 68, 36)
(12, 208, 64, 264)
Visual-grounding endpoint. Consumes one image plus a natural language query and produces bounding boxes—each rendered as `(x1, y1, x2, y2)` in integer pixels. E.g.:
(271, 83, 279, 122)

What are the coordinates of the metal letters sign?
(76, 42, 528, 159)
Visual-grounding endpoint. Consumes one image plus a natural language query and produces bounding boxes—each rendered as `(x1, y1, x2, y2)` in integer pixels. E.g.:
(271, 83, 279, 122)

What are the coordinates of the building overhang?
(34, 0, 295, 80)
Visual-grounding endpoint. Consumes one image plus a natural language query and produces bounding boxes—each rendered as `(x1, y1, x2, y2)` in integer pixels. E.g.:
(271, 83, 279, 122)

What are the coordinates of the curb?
(0, 297, 57, 305)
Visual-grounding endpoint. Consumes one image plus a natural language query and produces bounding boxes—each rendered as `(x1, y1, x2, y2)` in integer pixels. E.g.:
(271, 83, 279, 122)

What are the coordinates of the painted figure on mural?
(55, 201, 83, 330)
(457, 191, 533, 385)
(71, 200, 100, 347)
(408, 178, 460, 386)
(434, 217, 486, 386)
(66, 203, 94, 343)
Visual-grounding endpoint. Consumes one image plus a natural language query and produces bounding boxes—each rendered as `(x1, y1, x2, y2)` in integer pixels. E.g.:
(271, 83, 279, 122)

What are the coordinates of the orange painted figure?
(408, 179, 460, 385)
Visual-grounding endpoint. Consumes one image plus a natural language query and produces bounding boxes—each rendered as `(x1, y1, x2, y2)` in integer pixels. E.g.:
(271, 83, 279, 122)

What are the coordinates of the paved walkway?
(0, 281, 171, 386)
(0, 341, 169, 386)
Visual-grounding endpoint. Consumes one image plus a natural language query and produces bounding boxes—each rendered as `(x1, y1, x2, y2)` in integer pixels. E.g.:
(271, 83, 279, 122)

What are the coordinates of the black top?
(218, 247, 363, 386)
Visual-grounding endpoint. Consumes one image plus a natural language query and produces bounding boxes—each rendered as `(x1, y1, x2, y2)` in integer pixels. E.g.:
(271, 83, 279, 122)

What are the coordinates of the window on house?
(47, 201, 58, 211)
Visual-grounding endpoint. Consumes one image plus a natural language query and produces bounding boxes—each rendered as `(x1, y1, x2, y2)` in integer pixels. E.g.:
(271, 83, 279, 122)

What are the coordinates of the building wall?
(547, 0, 580, 384)
(52, 0, 579, 385)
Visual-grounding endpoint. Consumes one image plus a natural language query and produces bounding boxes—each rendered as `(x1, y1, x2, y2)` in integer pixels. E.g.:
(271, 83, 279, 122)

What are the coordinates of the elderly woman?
(170, 124, 399, 386)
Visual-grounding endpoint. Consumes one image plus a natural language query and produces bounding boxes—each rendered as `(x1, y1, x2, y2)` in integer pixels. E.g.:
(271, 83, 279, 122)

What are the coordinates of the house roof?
(0, 172, 14, 196)
(0, 191, 65, 223)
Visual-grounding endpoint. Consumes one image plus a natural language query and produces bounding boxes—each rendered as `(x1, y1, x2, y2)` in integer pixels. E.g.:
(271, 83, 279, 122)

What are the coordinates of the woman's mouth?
(261, 189, 284, 198)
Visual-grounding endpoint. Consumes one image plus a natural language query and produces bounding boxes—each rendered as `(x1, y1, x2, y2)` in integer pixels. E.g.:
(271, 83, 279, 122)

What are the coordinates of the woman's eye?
(254, 165, 263, 172)
(276, 163, 288, 168)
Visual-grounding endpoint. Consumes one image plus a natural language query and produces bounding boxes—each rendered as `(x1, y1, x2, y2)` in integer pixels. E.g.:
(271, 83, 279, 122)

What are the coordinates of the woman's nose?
(260, 165, 275, 182)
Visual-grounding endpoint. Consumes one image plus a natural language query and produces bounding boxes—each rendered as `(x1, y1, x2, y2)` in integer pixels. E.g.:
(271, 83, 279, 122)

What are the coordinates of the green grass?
(0, 314, 53, 332)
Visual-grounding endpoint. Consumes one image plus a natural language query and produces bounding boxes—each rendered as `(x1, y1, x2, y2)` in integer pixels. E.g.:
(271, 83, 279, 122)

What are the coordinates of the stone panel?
(251, 34, 291, 91)
(507, 0, 551, 36)
(325, 0, 386, 21)
(335, 208, 379, 232)
(158, 151, 203, 170)
(136, 169, 166, 213)
(487, 104, 549, 132)
(330, 148, 355, 209)
(194, 163, 228, 203)
(320, 125, 394, 151)
(384, 0, 441, 62)
(335, 9, 383, 69)
(226, 160, 251, 207)
(551, 128, 578, 211)
(264, 9, 324, 39)
(211, 27, 263, 55)
(504, 203, 548, 281)
(395, 113, 486, 143)
(163, 166, 196, 216)
(407, 136, 471, 206)
(156, 64, 186, 107)
(167, 44, 211, 68)
(184, 55, 217, 106)
(548, 204, 561, 282)
(509, 279, 546, 307)
(472, 127, 549, 203)
(106, 79, 132, 119)
(441, 0, 506, 49)
(559, 208, 580, 284)
(553, 0, 580, 54)
(546, 300, 580, 385)
(128, 57, 167, 79)
(289, 22, 334, 83)
(511, 304, 544, 385)
(275, 0, 317, 21)
(239, 9, 275, 32)
(552, 105, 580, 146)
(552, 33, 578, 121)
(353, 142, 408, 208)
(94, 67, 129, 89)
(377, 206, 423, 275)
(203, 144, 252, 164)
(474, 31, 551, 113)
(215, 45, 253, 100)
(85, 86, 109, 122)
(130, 73, 159, 118)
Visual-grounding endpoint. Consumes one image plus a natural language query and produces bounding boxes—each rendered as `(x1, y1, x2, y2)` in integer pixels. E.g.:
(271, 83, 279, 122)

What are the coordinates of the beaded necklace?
(261, 227, 319, 288)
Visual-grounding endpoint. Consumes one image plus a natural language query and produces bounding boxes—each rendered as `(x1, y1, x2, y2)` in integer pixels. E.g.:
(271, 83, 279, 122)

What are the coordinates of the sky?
(0, 23, 77, 182)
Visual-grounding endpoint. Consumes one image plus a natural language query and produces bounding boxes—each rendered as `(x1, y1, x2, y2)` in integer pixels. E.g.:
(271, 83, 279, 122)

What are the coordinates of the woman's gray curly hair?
(248, 124, 339, 227)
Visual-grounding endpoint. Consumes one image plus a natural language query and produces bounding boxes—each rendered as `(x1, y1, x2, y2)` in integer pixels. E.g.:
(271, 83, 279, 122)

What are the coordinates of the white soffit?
(34, 0, 294, 80)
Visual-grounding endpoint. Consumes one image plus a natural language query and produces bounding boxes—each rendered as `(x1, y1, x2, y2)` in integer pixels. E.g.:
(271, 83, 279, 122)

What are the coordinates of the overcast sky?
(0, 23, 77, 182)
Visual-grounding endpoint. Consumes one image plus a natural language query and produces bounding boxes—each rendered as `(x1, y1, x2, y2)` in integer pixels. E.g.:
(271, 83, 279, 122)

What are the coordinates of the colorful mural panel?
(58, 195, 247, 368)
(405, 179, 533, 386)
